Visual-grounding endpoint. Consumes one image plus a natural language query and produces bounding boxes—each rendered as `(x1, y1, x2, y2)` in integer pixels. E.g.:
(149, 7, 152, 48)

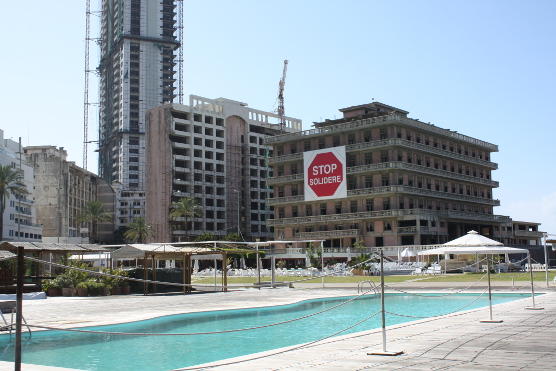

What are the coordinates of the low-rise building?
(24, 146, 115, 243)
(0, 130, 42, 241)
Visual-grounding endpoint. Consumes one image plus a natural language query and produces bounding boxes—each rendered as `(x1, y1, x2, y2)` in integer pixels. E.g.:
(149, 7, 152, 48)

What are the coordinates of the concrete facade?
(145, 95, 302, 242)
(24, 146, 115, 243)
(97, 0, 179, 228)
(265, 102, 543, 260)
(0, 130, 42, 241)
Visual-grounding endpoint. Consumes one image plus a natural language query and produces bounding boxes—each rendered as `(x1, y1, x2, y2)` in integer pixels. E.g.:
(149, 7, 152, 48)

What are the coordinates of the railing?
(264, 113, 498, 151)
(296, 229, 360, 239)
(267, 208, 511, 226)
(269, 138, 497, 168)
(398, 226, 429, 233)
(513, 230, 544, 238)
(266, 184, 500, 206)
(267, 161, 499, 187)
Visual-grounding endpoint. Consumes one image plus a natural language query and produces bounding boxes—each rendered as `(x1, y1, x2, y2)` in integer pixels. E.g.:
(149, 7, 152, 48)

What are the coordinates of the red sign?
(307, 152, 344, 197)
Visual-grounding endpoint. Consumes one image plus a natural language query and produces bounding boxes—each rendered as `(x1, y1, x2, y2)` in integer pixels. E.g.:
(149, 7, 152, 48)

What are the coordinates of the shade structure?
(417, 230, 536, 321)
(419, 245, 528, 256)
(401, 248, 416, 257)
(443, 230, 503, 247)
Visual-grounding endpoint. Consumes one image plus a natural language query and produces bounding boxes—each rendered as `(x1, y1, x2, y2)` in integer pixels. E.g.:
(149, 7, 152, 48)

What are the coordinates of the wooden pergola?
(0, 241, 109, 292)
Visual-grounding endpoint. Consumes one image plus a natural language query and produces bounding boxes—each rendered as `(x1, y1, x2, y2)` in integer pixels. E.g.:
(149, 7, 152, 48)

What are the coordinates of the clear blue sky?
(0, 0, 554, 234)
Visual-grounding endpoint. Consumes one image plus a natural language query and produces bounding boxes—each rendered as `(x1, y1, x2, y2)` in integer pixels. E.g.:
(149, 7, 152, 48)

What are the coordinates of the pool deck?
(1, 282, 555, 370)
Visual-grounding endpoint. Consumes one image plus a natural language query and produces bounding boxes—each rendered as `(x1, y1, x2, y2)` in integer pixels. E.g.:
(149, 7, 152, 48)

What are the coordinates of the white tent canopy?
(419, 245, 528, 256)
(419, 230, 527, 256)
(443, 230, 503, 247)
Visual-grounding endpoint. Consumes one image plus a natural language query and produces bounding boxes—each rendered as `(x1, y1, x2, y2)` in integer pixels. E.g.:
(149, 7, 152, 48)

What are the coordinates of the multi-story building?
(265, 102, 543, 259)
(145, 95, 302, 242)
(24, 146, 115, 243)
(0, 130, 42, 241)
(97, 0, 179, 225)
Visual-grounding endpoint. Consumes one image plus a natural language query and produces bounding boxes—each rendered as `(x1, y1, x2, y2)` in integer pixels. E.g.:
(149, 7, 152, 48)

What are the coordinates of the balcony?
(267, 208, 511, 226)
(269, 138, 498, 170)
(267, 185, 499, 206)
(513, 230, 544, 238)
(264, 113, 498, 151)
(296, 229, 360, 239)
(268, 161, 499, 188)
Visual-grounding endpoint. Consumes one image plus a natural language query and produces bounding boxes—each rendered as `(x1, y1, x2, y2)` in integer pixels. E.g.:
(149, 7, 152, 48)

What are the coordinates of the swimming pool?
(0, 293, 531, 370)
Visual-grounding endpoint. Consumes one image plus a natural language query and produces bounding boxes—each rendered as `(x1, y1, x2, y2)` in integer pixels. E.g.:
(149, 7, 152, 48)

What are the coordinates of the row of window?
(275, 198, 492, 219)
(275, 126, 491, 161)
(8, 230, 41, 239)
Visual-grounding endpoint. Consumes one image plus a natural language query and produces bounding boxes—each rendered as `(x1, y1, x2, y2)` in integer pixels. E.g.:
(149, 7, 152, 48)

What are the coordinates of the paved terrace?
(0, 283, 555, 370)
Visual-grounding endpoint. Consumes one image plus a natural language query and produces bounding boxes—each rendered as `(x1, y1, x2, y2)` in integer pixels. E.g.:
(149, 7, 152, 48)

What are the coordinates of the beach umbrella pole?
(368, 249, 403, 356)
(526, 253, 543, 310)
(480, 256, 503, 323)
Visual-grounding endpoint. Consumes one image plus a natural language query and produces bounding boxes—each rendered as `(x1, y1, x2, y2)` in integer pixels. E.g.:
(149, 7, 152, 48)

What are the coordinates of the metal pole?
(528, 253, 536, 308)
(271, 255, 276, 288)
(380, 249, 387, 352)
(256, 244, 261, 288)
(17, 138, 22, 241)
(321, 241, 325, 288)
(15, 246, 24, 371)
(487, 256, 493, 321)
(543, 235, 549, 288)
(213, 257, 217, 292)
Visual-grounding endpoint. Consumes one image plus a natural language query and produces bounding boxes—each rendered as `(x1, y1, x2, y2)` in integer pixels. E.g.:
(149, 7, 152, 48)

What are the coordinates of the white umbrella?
(419, 231, 537, 322)
(401, 248, 416, 257)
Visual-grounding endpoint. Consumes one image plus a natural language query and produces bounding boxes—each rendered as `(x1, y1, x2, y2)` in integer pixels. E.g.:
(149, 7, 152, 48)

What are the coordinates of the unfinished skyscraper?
(97, 0, 180, 228)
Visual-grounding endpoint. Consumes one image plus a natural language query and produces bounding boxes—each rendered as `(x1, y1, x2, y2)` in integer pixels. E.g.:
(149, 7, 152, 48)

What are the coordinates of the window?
(320, 203, 327, 215)
(306, 205, 312, 216)
(350, 200, 358, 213)
(366, 199, 373, 211)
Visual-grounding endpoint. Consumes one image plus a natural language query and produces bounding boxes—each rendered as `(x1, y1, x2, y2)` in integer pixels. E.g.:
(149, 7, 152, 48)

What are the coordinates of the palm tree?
(0, 166, 27, 240)
(78, 200, 112, 243)
(169, 197, 202, 241)
(124, 217, 153, 243)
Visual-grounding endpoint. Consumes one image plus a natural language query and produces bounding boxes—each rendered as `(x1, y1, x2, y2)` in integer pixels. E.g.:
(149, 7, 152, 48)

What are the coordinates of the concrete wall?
(145, 106, 173, 242)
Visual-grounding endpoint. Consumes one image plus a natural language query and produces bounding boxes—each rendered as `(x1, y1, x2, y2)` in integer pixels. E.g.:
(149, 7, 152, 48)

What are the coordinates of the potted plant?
(83, 280, 106, 296)
(42, 278, 62, 297)
(76, 281, 89, 297)
(58, 276, 76, 296)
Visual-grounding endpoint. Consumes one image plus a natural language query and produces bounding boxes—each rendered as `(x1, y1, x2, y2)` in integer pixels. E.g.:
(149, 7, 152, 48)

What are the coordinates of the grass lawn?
(192, 275, 415, 284)
(418, 271, 556, 282)
(192, 271, 555, 284)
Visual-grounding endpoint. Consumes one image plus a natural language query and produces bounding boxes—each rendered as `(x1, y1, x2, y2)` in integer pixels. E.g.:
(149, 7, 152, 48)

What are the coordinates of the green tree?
(0, 165, 27, 239)
(169, 197, 202, 241)
(124, 217, 153, 243)
(306, 242, 322, 269)
(194, 232, 216, 242)
(224, 233, 242, 242)
(78, 200, 112, 243)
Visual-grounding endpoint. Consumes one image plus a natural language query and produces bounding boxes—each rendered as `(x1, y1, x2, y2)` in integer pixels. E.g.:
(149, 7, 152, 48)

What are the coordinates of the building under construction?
(96, 0, 182, 230)
(145, 95, 301, 242)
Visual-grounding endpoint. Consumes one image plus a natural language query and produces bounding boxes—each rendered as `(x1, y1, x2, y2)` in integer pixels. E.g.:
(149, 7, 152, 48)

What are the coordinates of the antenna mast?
(277, 59, 288, 131)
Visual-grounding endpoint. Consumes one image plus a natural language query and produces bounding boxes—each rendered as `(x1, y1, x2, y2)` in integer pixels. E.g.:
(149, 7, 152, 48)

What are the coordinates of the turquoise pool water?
(0, 293, 531, 370)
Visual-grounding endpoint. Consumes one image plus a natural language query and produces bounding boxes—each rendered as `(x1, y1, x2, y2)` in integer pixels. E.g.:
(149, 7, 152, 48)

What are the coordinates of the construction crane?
(277, 59, 288, 131)
(176, 0, 184, 104)
(83, 0, 91, 169)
